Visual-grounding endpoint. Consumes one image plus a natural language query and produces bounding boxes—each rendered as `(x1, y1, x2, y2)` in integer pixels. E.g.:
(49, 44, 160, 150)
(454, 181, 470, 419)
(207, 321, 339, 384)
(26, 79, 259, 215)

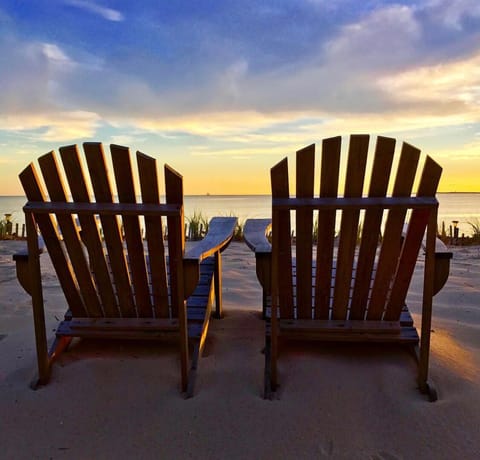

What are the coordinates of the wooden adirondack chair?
(13, 143, 237, 397)
(244, 135, 452, 401)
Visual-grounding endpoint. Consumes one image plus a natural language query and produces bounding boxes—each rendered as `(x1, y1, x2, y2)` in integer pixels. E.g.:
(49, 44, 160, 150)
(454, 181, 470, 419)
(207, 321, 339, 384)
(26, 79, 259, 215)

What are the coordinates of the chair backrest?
(20, 143, 185, 320)
(271, 135, 442, 321)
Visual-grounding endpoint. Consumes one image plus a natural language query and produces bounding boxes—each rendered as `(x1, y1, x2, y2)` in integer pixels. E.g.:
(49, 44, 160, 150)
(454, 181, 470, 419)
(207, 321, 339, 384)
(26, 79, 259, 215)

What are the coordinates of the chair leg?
(417, 210, 438, 402)
(264, 332, 272, 399)
(186, 343, 200, 399)
(264, 321, 278, 399)
(414, 345, 438, 402)
(416, 301, 437, 401)
(420, 381, 438, 402)
(28, 221, 51, 390)
(30, 365, 51, 390)
(262, 292, 268, 320)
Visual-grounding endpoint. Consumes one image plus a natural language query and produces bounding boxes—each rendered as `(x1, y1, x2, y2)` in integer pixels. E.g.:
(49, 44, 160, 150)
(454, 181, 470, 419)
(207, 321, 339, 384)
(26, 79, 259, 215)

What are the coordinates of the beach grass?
(186, 211, 209, 240)
(467, 218, 480, 243)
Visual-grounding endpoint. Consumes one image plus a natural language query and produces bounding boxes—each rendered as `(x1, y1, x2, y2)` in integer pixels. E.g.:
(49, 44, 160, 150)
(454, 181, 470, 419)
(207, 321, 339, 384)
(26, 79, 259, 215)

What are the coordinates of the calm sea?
(1, 193, 479, 237)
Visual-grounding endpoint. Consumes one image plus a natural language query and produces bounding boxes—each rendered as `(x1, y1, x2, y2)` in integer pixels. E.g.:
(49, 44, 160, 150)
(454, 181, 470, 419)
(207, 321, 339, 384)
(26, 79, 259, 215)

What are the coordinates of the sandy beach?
(1, 240, 479, 459)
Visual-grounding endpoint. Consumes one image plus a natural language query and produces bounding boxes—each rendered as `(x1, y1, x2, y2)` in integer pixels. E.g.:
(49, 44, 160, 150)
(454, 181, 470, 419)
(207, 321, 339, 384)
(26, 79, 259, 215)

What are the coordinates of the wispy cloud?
(65, 0, 124, 22)
(378, 50, 480, 114)
(0, 111, 100, 141)
(41, 43, 77, 69)
(425, 0, 480, 30)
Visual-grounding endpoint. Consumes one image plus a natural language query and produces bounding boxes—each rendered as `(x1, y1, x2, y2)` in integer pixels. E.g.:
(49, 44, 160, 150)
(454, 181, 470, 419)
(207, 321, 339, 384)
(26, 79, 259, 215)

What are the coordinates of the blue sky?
(1, 0, 479, 194)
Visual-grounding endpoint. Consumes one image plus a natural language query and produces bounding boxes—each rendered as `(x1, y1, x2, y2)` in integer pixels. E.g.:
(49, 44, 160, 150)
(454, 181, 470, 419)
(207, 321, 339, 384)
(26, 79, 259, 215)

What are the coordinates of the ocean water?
(1, 193, 479, 237)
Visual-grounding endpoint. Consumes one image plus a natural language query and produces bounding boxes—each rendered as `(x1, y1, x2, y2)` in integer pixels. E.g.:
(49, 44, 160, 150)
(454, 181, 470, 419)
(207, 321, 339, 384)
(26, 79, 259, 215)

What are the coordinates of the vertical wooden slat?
(165, 163, 188, 392)
(137, 151, 169, 318)
(314, 136, 341, 319)
(271, 157, 294, 319)
(38, 152, 103, 318)
(19, 163, 87, 317)
(367, 143, 420, 319)
(83, 143, 136, 317)
(165, 164, 185, 318)
(111, 145, 152, 317)
(295, 145, 315, 319)
(349, 136, 395, 320)
(384, 156, 442, 320)
(332, 135, 369, 320)
(270, 158, 292, 390)
(59, 145, 119, 317)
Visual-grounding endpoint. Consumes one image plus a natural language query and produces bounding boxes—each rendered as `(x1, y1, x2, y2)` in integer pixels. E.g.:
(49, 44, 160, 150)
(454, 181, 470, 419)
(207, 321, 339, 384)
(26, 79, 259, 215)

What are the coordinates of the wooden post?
(418, 207, 437, 400)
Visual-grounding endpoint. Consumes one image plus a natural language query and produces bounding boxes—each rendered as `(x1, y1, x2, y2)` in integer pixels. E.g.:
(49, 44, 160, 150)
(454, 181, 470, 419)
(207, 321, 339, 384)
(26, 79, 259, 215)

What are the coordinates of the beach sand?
(0, 241, 479, 459)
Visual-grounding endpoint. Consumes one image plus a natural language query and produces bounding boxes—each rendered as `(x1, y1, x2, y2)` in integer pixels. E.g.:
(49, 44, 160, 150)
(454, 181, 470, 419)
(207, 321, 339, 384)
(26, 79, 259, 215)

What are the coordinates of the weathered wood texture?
(245, 134, 451, 401)
(15, 143, 236, 396)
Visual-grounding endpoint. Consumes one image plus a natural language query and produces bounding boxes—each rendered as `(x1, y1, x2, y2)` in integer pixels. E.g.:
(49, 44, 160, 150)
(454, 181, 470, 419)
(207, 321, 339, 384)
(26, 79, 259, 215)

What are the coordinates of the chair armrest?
(12, 236, 45, 295)
(12, 236, 45, 262)
(244, 219, 272, 293)
(184, 217, 238, 262)
(244, 219, 272, 254)
(183, 217, 237, 297)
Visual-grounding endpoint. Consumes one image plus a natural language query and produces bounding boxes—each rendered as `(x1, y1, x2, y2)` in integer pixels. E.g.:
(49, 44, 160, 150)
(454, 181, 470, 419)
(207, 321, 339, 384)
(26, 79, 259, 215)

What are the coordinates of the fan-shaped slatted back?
(19, 143, 184, 320)
(271, 135, 442, 321)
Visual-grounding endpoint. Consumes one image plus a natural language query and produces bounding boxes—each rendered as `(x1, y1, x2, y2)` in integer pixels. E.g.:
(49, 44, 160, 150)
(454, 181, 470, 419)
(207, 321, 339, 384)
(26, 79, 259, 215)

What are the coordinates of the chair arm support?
(183, 217, 237, 298)
(12, 236, 45, 295)
(244, 219, 272, 293)
(403, 224, 452, 296)
(430, 238, 453, 296)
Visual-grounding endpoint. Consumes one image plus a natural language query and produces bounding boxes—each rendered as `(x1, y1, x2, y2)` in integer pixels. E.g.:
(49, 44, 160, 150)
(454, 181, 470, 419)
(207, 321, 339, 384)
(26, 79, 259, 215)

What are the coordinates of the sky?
(0, 0, 479, 195)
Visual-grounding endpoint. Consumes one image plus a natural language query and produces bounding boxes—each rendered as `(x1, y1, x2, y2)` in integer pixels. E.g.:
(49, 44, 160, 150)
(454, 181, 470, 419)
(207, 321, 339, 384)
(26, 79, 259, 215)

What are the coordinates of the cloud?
(109, 134, 141, 146)
(0, 111, 101, 141)
(444, 142, 480, 161)
(425, 0, 480, 30)
(0, 2, 479, 152)
(378, 50, 480, 113)
(189, 145, 288, 158)
(324, 5, 421, 67)
(0, 37, 79, 115)
(65, 0, 124, 22)
(41, 43, 77, 69)
(180, 4, 423, 115)
(218, 59, 249, 102)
